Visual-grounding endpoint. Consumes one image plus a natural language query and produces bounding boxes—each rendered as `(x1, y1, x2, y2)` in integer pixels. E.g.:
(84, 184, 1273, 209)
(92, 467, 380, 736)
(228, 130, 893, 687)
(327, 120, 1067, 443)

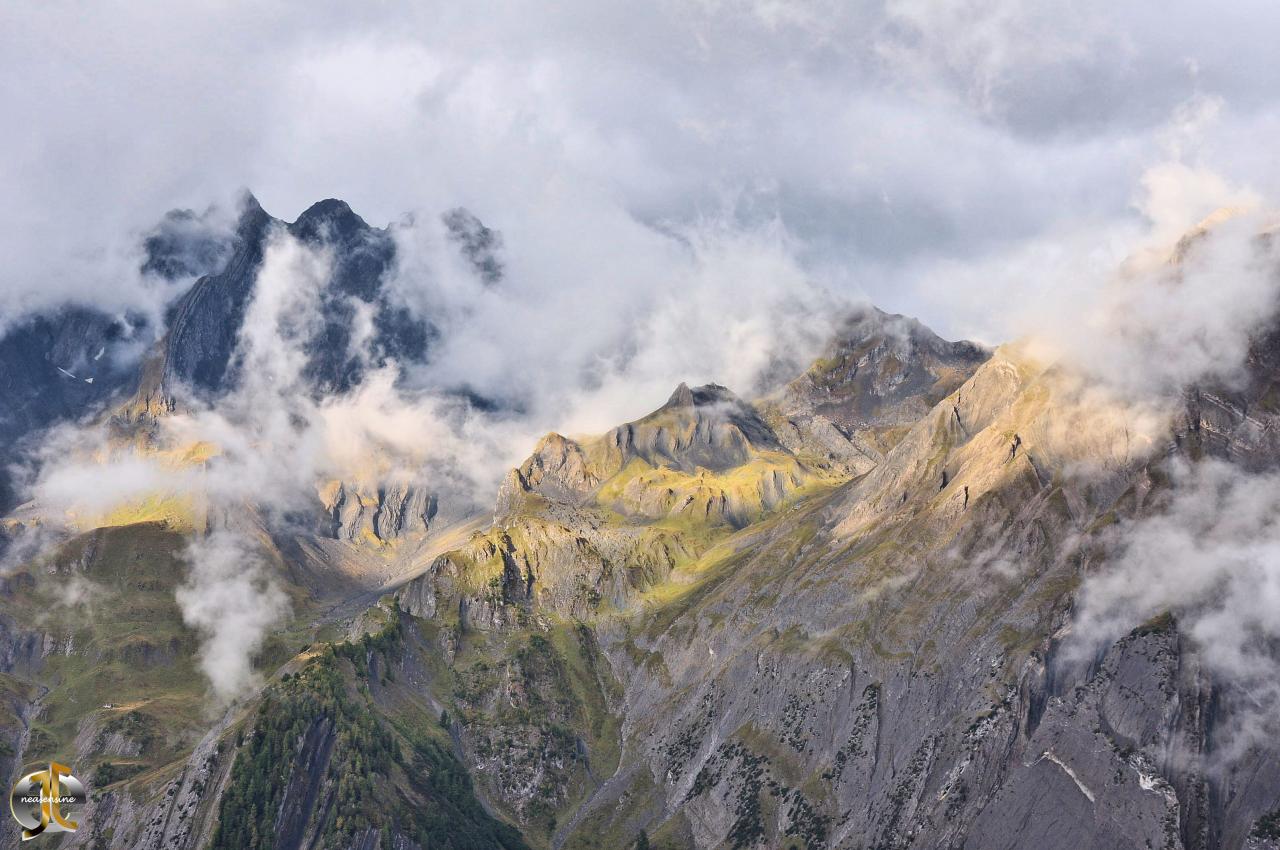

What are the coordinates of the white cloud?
(25, 212, 844, 529)
(6, 1, 1280, 339)
(395, 208, 843, 436)
(1073, 459, 1280, 756)
(1054, 204, 1280, 401)
(176, 530, 289, 704)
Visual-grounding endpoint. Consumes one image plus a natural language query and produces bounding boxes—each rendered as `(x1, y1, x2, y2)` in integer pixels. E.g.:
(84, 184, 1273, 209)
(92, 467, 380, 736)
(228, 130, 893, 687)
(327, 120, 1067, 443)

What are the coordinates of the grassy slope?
(7, 523, 209, 782)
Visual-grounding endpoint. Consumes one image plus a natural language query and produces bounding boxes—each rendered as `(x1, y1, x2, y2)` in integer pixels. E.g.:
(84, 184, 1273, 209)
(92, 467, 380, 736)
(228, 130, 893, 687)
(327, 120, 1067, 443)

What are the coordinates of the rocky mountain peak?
(659, 381, 738, 411)
(289, 198, 373, 244)
(786, 305, 990, 429)
(755, 304, 992, 476)
(443, 207, 504, 285)
(234, 193, 272, 239)
(665, 381, 696, 408)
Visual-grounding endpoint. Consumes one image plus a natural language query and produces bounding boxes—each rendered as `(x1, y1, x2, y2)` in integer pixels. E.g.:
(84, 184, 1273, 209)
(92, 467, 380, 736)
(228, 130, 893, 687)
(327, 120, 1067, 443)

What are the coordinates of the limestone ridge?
(760, 305, 991, 475)
(409, 382, 816, 634)
(506, 383, 787, 500)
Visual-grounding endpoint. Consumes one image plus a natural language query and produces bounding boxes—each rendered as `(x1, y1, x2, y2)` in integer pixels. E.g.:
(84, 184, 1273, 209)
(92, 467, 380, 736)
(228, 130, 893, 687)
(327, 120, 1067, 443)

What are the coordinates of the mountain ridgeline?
(1, 197, 1278, 850)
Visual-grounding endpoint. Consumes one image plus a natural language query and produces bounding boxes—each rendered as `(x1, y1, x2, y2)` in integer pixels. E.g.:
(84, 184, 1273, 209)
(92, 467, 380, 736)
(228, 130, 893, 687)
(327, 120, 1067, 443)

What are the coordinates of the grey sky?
(4, 0, 1280, 344)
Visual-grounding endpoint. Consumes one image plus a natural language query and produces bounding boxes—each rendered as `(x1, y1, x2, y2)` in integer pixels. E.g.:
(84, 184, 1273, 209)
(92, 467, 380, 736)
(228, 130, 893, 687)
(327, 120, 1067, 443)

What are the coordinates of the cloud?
(1060, 205, 1280, 400)
(29, 440, 188, 520)
(906, 83, 1277, 346)
(5, 1, 1280, 341)
(1072, 458, 1280, 756)
(176, 529, 289, 704)
(393, 208, 844, 436)
(903, 98, 1280, 414)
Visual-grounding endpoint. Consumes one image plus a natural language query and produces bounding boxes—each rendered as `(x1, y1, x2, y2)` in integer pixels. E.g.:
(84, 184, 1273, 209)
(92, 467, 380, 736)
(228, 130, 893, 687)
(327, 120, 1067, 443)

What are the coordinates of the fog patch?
(176, 529, 289, 705)
(1073, 458, 1280, 757)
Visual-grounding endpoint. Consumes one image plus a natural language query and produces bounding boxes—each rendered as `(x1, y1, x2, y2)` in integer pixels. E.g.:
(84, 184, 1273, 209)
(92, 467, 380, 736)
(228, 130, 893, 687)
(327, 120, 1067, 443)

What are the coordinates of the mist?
(176, 530, 289, 705)
(8, 2, 1280, 343)
(1072, 459, 1280, 757)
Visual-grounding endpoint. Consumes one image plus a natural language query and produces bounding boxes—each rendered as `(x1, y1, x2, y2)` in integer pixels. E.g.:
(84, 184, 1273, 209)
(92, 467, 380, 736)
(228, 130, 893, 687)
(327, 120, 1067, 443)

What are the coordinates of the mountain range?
(1, 196, 1278, 850)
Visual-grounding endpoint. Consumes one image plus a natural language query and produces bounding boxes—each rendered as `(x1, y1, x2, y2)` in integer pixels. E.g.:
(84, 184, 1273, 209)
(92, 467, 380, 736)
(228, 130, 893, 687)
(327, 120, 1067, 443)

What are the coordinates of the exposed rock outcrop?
(320, 480, 437, 544)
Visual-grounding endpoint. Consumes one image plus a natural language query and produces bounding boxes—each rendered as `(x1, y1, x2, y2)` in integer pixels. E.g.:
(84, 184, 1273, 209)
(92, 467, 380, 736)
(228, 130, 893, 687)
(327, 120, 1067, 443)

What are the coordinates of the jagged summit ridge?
(758, 304, 992, 476)
(659, 381, 735, 409)
(120, 195, 503, 420)
(289, 197, 372, 239)
(610, 381, 782, 473)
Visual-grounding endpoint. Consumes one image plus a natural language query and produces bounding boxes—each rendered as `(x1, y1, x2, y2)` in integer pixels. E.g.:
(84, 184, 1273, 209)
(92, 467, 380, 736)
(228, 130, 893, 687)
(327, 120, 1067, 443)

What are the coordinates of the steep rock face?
(0, 203, 240, 506)
(1179, 321, 1280, 468)
(966, 623, 1203, 850)
(157, 196, 427, 401)
(123, 196, 501, 424)
(320, 480, 438, 544)
(157, 194, 275, 396)
(759, 306, 990, 475)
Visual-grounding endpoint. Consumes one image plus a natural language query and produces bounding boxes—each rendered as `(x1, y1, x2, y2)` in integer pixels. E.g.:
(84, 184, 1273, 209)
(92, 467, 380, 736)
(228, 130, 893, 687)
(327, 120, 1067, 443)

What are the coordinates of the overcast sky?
(4, 0, 1280, 344)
